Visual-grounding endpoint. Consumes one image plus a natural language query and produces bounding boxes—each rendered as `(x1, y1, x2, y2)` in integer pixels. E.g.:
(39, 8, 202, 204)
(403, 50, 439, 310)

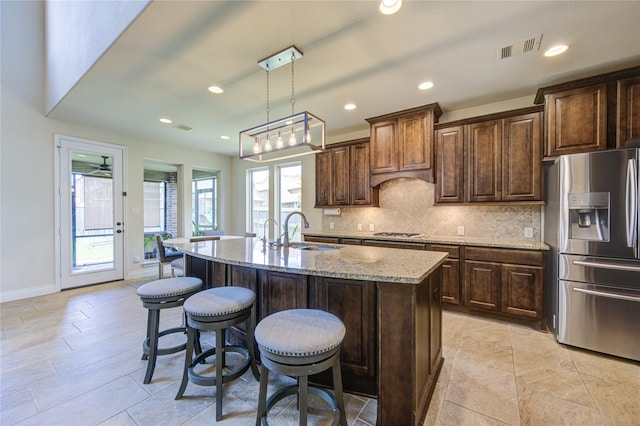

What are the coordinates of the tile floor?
(1, 278, 638, 425)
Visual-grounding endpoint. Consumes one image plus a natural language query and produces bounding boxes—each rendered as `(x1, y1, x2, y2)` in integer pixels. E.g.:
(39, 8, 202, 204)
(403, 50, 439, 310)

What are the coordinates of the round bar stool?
(255, 309, 347, 426)
(175, 286, 260, 422)
(136, 276, 203, 384)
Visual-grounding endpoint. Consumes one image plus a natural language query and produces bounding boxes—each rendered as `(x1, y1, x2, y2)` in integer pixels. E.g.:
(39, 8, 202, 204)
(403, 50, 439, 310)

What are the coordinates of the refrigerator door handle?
(572, 287, 640, 303)
(572, 259, 640, 272)
(626, 158, 637, 249)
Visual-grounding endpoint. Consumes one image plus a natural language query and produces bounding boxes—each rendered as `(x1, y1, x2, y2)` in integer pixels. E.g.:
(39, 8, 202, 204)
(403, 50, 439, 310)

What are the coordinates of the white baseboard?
(0, 283, 58, 303)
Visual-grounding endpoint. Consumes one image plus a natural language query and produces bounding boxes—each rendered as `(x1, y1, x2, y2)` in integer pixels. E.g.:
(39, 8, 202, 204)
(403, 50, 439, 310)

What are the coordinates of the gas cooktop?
(373, 232, 425, 238)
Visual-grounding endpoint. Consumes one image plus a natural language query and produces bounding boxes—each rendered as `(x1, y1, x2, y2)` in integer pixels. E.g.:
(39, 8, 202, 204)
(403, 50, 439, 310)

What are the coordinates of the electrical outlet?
(329, 222, 334, 230)
(357, 223, 363, 231)
(369, 223, 375, 231)
(524, 227, 534, 238)
(457, 225, 465, 236)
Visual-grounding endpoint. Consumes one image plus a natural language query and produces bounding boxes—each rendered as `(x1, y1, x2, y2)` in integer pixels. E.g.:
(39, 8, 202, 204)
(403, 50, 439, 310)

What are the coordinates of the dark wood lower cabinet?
(259, 270, 307, 317)
(465, 260, 501, 312)
(501, 264, 543, 318)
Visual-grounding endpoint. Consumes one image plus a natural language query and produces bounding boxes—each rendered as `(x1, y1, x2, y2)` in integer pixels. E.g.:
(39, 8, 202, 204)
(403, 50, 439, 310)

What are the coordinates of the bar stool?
(255, 309, 347, 426)
(176, 286, 260, 421)
(136, 276, 203, 384)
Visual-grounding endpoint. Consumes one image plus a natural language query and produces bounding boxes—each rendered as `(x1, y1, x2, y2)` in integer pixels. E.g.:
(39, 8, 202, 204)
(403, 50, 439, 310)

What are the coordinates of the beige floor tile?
(435, 401, 510, 425)
(446, 358, 520, 425)
(581, 373, 640, 425)
(567, 347, 640, 389)
(518, 388, 605, 426)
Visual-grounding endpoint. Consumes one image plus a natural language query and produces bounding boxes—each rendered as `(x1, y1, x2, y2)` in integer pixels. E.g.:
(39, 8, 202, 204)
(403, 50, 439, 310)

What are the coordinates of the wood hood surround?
(366, 103, 443, 187)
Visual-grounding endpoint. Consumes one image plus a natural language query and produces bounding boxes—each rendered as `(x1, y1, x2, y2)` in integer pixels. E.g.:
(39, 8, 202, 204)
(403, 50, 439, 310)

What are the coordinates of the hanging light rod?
(258, 45, 303, 72)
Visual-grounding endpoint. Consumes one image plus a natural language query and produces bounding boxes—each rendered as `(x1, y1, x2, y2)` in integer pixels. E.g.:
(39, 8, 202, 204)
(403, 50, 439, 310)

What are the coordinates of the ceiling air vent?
(498, 34, 542, 60)
(173, 124, 193, 131)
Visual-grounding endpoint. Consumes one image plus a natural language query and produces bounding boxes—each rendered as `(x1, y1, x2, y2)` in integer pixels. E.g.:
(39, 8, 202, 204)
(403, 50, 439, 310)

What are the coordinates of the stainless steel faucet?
(262, 218, 278, 246)
(283, 211, 309, 247)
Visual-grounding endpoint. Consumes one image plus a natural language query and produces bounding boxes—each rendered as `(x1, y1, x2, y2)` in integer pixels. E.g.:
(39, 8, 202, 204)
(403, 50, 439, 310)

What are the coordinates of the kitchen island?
(169, 237, 447, 426)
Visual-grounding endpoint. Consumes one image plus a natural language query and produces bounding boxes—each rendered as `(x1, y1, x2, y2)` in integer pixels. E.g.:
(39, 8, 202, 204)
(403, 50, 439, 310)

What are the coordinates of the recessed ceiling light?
(344, 103, 357, 111)
(159, 118, 172, 124)
(208, 85, 224, 94)
(379, 0, 402, 15)
(544, 44, 569, 57)
(418, 81, 434, 90)
(220, 135, 230, 140)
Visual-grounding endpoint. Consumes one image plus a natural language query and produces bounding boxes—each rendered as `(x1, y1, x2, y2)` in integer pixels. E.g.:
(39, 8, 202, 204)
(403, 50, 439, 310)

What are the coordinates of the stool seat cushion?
(255, 309, 346, 357)
(137, 277, 202, 299)
(184, 287, 255, 317)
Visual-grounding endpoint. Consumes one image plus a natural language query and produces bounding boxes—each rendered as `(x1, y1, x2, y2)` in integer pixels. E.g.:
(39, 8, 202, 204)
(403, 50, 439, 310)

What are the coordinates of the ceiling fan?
(87, 156, 112, 175)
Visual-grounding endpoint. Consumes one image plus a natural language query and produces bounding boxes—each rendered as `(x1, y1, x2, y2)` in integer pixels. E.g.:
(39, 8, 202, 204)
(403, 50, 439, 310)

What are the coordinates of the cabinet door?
(315, 150, 332, 207)
(398, 112, 432, 171)
(349, 142, 372, 205)
(464, 260, 500, 312)
(617, 76, 640, 147)
(501, 264, 543, 319)
(467, 120, 501, 202)
(331, 146, 350, 205)
(502, 112, 542, 201)
(260, 270, 307, 318)
(229, 265, 259, 330)
(545, 84, 607, 156)
(316, 278, 376, 381)
(441, 258, 460, 305)
(370, 120, 398, 174)
(435, 126, 464, 203)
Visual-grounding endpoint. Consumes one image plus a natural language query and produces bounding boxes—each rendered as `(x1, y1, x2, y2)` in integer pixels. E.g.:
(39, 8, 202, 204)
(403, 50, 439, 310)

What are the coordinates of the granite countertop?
(168, 237, 447, 284)
(303, 230, 550, 251)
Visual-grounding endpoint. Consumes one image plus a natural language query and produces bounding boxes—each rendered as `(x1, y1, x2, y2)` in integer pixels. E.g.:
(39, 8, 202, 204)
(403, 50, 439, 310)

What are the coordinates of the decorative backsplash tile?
(320, 178, 542, 240)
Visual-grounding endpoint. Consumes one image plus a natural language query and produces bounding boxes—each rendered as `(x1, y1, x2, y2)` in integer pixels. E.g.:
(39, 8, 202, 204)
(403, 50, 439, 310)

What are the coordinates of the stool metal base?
(176, 307, 259, 422)
(256, 348, 347, 426)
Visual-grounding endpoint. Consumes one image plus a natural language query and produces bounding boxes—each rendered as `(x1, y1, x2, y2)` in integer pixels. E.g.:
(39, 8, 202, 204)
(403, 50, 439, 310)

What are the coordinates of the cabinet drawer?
(363, 240, 426, 250)
(304, 236, 340, 244)
(340, 238, 362, 245)
(428, 244, 459, 258)
(465, 247, 543, 266)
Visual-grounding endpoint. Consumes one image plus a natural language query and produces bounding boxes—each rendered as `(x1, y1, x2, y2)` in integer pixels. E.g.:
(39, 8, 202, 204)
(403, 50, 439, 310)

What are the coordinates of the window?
(278, 163, 302, 242)
(143, 163, 179, 260)
(248, 168, 270, 239)
(247, 162, 302, 242)
(192, 170, 218, 235)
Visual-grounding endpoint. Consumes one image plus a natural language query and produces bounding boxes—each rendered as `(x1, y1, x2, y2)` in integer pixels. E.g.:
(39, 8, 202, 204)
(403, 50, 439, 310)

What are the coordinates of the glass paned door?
(57, 136, 125, 289)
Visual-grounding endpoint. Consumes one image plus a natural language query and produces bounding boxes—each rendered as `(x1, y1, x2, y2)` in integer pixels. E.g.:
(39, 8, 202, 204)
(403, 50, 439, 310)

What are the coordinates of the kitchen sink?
(289, 243, 340, 251)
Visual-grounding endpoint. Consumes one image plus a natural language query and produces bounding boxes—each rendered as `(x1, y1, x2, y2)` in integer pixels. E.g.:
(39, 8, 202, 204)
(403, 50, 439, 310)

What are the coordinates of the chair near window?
(155, 234, 184, 278)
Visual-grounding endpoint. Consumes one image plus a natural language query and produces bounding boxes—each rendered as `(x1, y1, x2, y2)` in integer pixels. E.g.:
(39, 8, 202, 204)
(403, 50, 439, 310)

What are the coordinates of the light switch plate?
(369, 223, 375, 231)
(357, 223, 363, 231)
(457, 225, 465, 236)
(329, 222, 334, 230)
(525, 227, 534, 238)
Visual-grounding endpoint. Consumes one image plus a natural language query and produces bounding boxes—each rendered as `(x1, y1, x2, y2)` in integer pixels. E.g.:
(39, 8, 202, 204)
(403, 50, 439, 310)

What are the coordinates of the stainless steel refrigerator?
(544, 147, 640, 362)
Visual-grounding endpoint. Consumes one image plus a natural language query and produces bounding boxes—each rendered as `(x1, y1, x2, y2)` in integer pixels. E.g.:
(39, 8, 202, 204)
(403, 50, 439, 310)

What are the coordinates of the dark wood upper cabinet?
(617, 75, 640, 147)
(502, 112, 542, 201)
(366, 103, 442, 187)
(435, 106, 543, 205)
(467, 119, 502, 202)
(534, 65, 640, 156)
(435, 126, 465, 203)
(315, 138, 378, 207)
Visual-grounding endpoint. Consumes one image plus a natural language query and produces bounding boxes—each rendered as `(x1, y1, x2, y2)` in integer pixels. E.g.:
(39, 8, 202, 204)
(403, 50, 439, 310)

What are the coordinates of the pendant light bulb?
(252, 140, 262, 154)
(305, 129, 311, 144)
(289, 129, 297, 146)
(264, 137, 272, 152)
(276, 132, 284, 149)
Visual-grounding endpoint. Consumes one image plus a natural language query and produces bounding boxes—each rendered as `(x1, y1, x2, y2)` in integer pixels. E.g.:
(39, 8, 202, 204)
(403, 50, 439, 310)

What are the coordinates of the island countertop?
(168, 237, 447, 284)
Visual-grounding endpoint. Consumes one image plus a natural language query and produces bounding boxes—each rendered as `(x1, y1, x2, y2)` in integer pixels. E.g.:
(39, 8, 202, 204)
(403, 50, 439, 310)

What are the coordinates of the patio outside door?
(56, 135, 126, 289)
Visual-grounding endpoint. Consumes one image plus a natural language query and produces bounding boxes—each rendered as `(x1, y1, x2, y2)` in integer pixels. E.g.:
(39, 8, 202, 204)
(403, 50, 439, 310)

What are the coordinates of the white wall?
(0, 1, 232, 302)
(45, 0, 150, 113)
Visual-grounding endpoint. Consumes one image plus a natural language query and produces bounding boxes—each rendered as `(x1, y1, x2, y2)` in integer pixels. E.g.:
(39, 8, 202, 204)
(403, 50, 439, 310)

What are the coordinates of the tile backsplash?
(319, 178, 542, 240)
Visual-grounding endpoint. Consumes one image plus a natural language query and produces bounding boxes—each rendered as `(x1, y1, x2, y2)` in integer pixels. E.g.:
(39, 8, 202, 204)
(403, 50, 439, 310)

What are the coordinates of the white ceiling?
(48, 1, 640, 157)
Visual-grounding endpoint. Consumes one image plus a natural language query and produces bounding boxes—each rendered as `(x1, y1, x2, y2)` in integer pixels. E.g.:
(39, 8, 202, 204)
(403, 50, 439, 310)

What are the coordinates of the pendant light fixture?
(239, 46, 326, 163)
